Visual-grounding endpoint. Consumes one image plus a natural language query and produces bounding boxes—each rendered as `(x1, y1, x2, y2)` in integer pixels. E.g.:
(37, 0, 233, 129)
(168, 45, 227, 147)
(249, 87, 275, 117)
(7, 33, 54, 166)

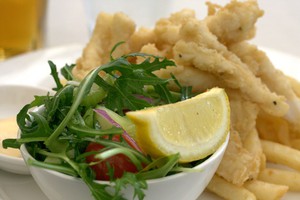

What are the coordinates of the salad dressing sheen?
(0, 117, 20, 157)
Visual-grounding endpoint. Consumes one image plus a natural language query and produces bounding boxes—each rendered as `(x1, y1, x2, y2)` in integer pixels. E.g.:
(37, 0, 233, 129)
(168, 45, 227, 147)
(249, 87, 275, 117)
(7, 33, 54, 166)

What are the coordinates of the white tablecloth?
(45, 0, 300, 58)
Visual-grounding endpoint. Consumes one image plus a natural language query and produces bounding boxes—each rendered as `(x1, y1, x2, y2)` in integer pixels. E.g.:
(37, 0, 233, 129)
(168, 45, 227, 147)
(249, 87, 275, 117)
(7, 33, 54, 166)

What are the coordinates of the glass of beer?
(0, 0, 47, 61)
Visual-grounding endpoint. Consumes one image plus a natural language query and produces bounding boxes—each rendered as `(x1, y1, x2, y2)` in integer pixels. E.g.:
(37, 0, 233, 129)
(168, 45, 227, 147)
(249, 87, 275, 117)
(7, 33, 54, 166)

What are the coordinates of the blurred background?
(44, 0, 300, 58)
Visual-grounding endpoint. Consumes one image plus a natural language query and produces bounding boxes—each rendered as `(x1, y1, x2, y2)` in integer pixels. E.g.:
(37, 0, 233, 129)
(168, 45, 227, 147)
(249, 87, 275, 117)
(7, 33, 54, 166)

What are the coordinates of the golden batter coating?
(72, 1, 300, 196)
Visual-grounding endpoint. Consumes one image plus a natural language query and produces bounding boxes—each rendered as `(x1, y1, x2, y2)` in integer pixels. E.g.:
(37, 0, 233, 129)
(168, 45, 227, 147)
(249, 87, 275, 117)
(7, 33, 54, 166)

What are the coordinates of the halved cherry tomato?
(85, 140, 139, 181)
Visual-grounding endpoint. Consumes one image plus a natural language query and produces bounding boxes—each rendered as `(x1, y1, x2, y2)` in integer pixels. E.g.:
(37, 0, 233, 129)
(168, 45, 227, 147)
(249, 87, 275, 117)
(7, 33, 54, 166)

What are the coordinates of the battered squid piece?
(173, 38, 289, 117)
(171, 17, 289, 116)
(204, 0, 300, 130)
(152, 10, 288, 116)
(155, 65, 222, 93)
(154, 9, 197, 58)
(229, 42, 300, 127)
(129, 27, 156, 53)
(227, 89, 259, 142)
(218, 85, 263, 179)
(243, 129, 266, 171)
(73, 12, 136, 80)
(205, 0, 264, 45)
(289, 76, 300, 97)
(224, 89, 263, 183)
(216, 130, 260, 186)
(138, 43, 222, 93)
(155, 9, 196, 46)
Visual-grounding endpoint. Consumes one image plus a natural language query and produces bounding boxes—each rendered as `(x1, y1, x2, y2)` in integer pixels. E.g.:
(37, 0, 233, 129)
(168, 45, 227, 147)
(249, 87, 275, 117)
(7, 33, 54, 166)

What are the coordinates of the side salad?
(3, 43, 205, 200)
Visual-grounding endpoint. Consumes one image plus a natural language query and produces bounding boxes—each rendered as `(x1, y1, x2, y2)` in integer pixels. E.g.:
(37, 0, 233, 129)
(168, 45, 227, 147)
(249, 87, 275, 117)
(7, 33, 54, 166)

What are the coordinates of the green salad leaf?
(2, 43, 206, 200)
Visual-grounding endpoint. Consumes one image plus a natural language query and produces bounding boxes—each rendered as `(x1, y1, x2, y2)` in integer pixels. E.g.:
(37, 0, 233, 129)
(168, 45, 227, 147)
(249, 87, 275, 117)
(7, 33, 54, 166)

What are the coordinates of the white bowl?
(0, 84, 50, 174)
(20, 134, 229, 200)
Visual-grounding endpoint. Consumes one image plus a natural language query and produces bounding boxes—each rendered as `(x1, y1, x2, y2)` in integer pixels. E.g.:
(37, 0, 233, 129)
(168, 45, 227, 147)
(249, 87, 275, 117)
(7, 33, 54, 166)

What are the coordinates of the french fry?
(275, 119, 290, 146)
(290, 138, 300, 150)
(257, 115, 279, 143)
(244, 180, 288, 200)
(216, 131, 260, 186)
(260, 153, 267, 171)
(258, 168, 300, 191)
(243, 129, 265, 171)
(288, 76, 300, 97)
(261, 140, 300, 171)
(207, 175, 256, 200)
(243, 129, 262, 156)
(257, 114, 290, 146)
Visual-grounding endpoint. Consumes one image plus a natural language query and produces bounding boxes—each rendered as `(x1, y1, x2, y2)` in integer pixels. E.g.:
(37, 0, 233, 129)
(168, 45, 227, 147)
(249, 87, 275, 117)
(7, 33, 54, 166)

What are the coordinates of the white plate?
(0, 84, 51, 175)
(0, 44, 299, 200)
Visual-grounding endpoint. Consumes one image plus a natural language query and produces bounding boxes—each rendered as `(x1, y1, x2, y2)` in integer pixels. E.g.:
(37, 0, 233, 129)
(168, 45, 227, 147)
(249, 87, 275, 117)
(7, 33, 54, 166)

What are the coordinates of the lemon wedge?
(126, 87, 230, 163)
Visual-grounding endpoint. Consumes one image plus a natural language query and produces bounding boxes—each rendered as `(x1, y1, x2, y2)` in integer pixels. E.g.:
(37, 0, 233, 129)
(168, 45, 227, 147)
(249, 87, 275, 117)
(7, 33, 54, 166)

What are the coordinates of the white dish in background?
(0, 84, 50, 175)
(0, 44, 83, 88)
(0, 44, 299, 199)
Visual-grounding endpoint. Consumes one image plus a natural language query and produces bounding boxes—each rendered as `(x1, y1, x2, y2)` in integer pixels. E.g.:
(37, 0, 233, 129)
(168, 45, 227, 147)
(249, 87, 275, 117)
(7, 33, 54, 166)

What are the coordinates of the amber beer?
(0, 0, 47, 60)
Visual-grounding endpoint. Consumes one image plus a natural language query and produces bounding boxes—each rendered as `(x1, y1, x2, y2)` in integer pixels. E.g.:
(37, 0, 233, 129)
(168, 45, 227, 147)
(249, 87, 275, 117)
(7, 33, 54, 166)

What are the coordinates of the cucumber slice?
(95, 106, 136, 137)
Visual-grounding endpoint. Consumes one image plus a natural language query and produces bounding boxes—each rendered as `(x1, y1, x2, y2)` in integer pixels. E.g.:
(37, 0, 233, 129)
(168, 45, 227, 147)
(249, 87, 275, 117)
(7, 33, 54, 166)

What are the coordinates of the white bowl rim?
(20, 132, 229, 184)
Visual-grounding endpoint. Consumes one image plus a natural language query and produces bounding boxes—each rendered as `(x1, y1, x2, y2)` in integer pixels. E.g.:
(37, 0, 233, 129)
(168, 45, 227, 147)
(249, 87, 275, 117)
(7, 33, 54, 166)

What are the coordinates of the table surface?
(45, 0, 300, 58)
(1, 1, 300, 200)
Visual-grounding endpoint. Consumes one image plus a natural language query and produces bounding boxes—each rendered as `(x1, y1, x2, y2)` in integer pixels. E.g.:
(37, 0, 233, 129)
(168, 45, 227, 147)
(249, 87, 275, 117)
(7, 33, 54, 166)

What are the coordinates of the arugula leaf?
(21, 111, 52, 138)
(61, 63, 76, 81)
(93, 55, 176, 114)
(137, 154, 180, 180)
(44, 59, 110, 151)
(49, 61, 63, 91)
(2, 139, 22, 149)
(171, 73, 193, 100)
(45, 84, 74, 121)
(16, 95, 47, 132)
(114, 173, 147, 200)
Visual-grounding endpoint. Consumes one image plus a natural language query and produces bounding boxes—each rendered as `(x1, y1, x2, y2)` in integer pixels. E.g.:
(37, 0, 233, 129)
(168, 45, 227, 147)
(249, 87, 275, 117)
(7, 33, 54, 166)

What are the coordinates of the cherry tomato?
(85, 141, 139, 181)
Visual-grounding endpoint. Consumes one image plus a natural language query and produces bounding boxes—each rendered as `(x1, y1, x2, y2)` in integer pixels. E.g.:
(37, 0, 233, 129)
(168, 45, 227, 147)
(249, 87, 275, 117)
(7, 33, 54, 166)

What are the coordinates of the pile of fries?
(73, 0, 300, 199)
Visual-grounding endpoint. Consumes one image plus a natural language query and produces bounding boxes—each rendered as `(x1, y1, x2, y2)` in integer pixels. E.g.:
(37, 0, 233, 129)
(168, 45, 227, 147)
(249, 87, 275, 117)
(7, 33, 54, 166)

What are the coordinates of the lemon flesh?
(126, 87, 230, 163)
